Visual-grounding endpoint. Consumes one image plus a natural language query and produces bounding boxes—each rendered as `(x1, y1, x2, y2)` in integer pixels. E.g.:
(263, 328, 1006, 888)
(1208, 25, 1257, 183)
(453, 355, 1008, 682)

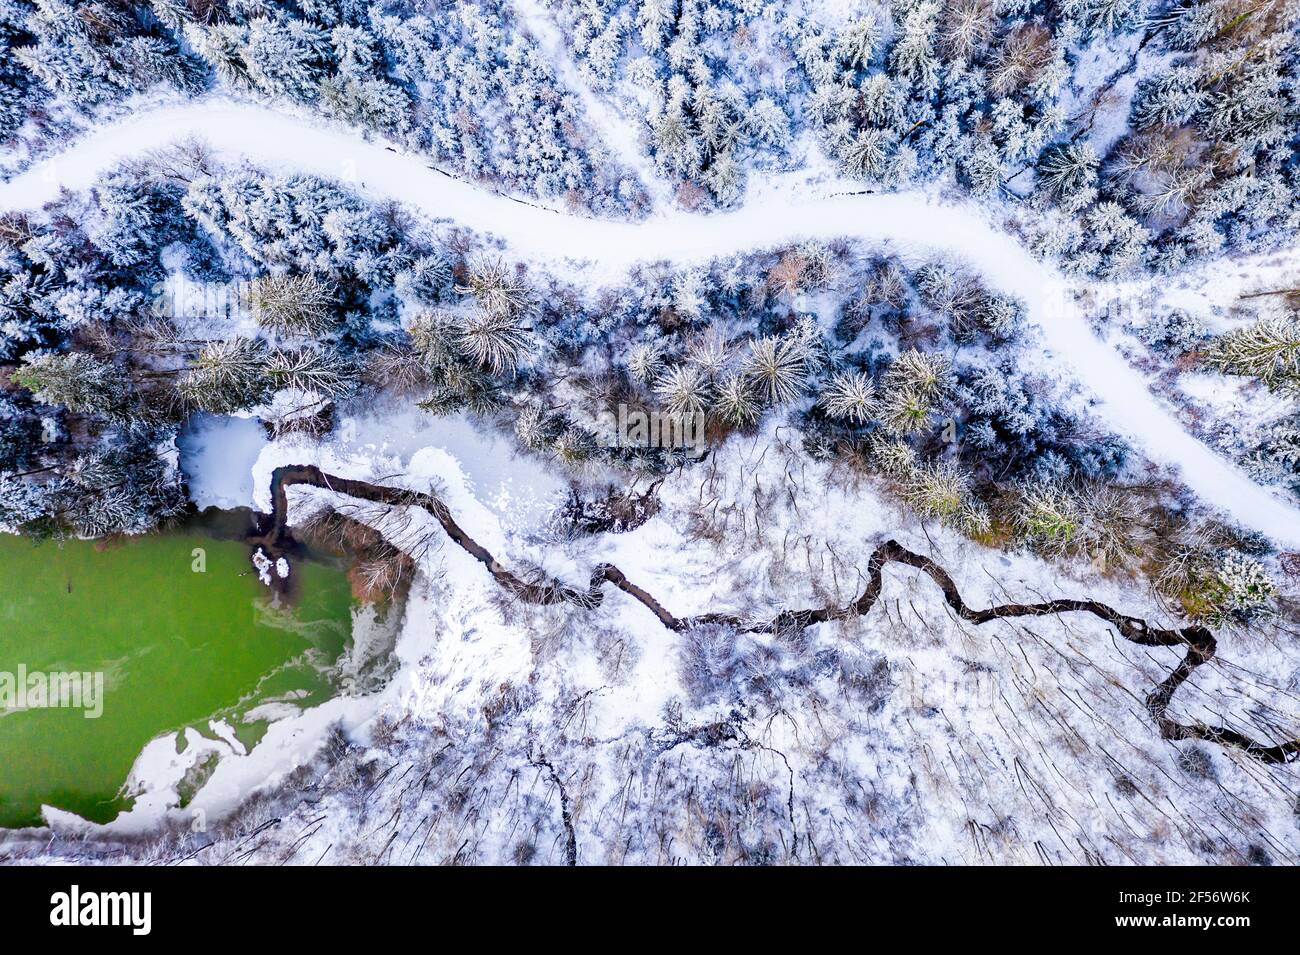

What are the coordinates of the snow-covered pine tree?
(1130, 67, 1204, 130)
(1036, 142, 1099, 210)
(836, 17, 879, 69)
(459, 258, 533, 317)
(627, 342, 664, 383)
(241, 16, 334, 102)
(654, 363, 712, 415)
(395, 254, 452, 307)
(877, 349, 953, 434)
(939, 0, 995, 61)
(250, 273, 338, 336)
(820, 370, 877, 425)
(889, 0, 941, 93)
(85, 172, 168, 269)
(266, 347, 354, 397)
(180, 338, 271, 413)
(0, 470, 52, 532)
(684, 328, 729, 378)
(711, 372, 761, 426)
(1205, 314, 1300, 389)
(840, 128, 896, 180)
(12, 352, 128, 419)
(743, 335, 808, 406)
(900, 458, 986, 532)
(456, 309, 531, 376)
(1012, 479, 1082, 556)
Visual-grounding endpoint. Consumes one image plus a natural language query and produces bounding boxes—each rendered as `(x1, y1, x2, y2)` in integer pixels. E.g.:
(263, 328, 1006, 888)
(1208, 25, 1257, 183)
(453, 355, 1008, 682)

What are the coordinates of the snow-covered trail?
(5, 100, 1299, 547)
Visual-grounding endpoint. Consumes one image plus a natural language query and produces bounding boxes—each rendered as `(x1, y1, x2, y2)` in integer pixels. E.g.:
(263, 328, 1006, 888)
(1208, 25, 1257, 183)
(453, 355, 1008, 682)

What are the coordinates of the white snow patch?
(178, 413, 268, 510)
(251, 548, 273, 587)
(257, 398, 566, 538)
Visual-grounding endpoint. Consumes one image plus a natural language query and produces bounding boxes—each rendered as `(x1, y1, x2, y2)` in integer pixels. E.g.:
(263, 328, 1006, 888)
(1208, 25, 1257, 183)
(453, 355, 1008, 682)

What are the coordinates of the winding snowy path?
(5, 100, 1299, 546)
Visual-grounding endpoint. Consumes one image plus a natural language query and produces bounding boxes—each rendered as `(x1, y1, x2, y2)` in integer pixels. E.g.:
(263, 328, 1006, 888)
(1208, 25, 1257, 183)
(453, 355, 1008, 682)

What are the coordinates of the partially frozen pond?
(0, 525, 354, 828)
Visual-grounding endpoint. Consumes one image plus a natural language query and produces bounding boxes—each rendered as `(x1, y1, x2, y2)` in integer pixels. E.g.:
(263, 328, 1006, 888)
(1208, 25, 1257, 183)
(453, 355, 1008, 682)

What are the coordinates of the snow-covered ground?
(177, 400, 567, 534)
(10, 417, 1297, 863)
(1088, 245, 1300, 498)
(3, 100, 1298, 546)
(178, 414, 268, 510)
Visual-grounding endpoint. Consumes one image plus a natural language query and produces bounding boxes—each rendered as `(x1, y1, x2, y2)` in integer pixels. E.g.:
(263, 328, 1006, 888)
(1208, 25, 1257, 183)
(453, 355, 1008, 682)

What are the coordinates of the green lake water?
(0, 530, 354, 828)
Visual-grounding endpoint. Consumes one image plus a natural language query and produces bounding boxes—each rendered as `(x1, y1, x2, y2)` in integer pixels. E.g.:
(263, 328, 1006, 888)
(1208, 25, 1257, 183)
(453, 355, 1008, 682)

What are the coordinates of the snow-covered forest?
(1, 0, 1299, 867)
